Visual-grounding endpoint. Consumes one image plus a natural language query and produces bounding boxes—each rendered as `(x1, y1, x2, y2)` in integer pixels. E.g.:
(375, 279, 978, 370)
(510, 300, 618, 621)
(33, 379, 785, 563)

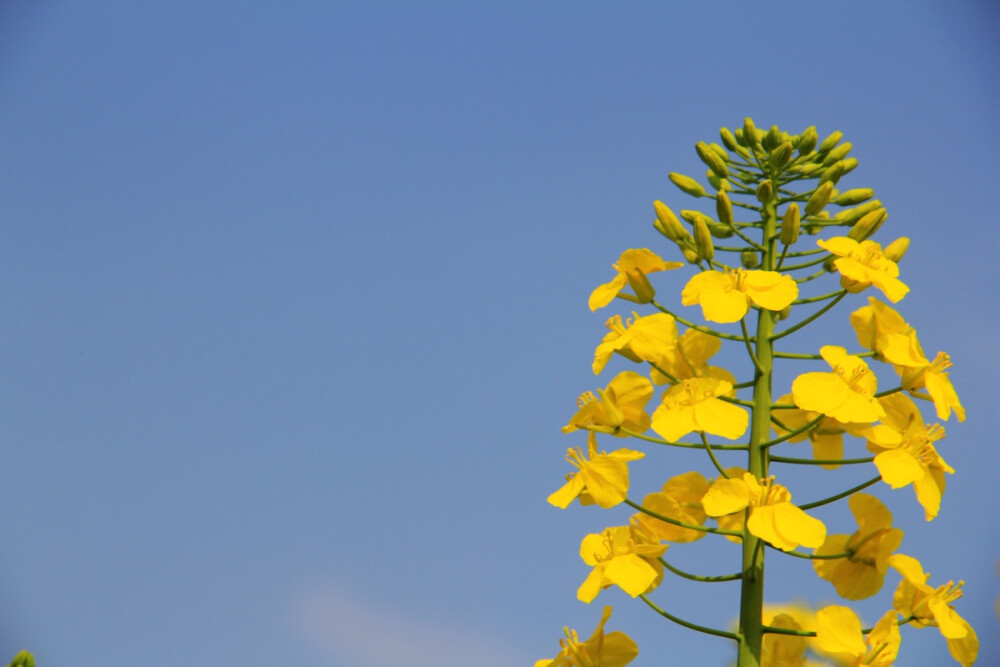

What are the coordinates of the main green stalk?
(737, 182, 779, 666)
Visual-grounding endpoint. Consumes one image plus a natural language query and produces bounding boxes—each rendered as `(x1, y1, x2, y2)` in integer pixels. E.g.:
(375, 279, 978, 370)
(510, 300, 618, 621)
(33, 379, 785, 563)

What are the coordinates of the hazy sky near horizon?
(1, 2, 998, 665)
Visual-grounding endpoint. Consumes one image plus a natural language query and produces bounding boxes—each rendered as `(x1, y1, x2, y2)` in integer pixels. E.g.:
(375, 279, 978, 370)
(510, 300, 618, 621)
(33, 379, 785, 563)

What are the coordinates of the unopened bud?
(8, 652, 35, 667)
(709, 222, 734, 238)
(680, 209, 700, 225)
(669, 172, 706, 198)
(835, 188, 874, 206)
(797, 126, 818, 155)
(818, 161, 846, 186)
(696, 142, 729, 179)
(755, 179, 773, 203)
(823, 141, 853, 166)
(708, 143, 729, 160)
(706, 170, 723, 190)
(716, 190, 733, 226)
(625, 268, 656, 303)
(847, 208, 887, 241)
(693, 215, 715, 261)
(841, 157, 859, 175)
(823, 255, 838, 272)
(834, 199, 882, 224)
(817, 130, 843, 154)
(770, 141, 794, 169)
(653, 200, 687, 241)
(805, 182, 834, 216)
(780, 203, 800, 245)
(777, 305, 792, 321)
(741, 250, 759, 269)
(720, 127, 739, 151)
(743, 117, 759, 148)
(682, 246, 700, 264)
(883, 237, 910, 262)
(796, 162, 825, 176)
(763, 125, 782, 151)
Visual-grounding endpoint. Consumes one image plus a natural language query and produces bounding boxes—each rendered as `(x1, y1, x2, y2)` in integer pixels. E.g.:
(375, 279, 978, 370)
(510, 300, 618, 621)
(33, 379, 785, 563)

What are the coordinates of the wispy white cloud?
(290, 583, 530, 667)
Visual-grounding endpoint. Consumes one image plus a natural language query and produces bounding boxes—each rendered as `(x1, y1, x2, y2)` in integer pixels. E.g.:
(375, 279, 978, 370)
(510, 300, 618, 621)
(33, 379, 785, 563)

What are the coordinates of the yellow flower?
(681, 268, 798, 323)
(649, 327, 737, 390)
(650, 377, 748, 441)
(813, 493, 904, 599)
(548, 432, 645, 509)
(814, 606, 900, 667)
(593, 312, 677, 375)
(889, 554, 978, 666)
(633, 471, 710, 543)
(564, 371, 653, 436)
(702, 473, 826, 551)
(577, 522, 667, 603)
(589, 248, 683, 311)
(851, 298, 965, 422)
(866, 393, 953, 521)
(817, 237, 909, 302)
(760, 613, 811, 667)
(791, 346, 885, 423)
(535, 606, 639, 667)
(771, 394, 877, 469)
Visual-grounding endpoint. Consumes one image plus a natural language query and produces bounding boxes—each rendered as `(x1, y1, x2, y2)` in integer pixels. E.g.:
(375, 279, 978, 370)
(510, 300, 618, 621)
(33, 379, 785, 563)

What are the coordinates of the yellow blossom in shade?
(817, 237, 909, 302)
(702, 473, 826, 551)
(650, 377, 748, 441)
(850, 297, 925, 366)
(577, 522, 667, 603)
(771, 394, 873, 469)
(813, 493, 904, 600)
(792, 346, 885, 423)
(589, 248, 683, 311)
(650, 327, 737, 392)
(633, 471, 710, 543)
(760, 613, 812, 667)
(814, 607, 900, 667)
(866, 393, 953, 521)
(548, 432, 645, 509)
(564, 371, 654, 436)
(534, 606, 639, 667)
(888, 554, 978, 666)
(681, 268, 798, 323)
(896, 350, 965, 423)
(593, 312, 677, 375)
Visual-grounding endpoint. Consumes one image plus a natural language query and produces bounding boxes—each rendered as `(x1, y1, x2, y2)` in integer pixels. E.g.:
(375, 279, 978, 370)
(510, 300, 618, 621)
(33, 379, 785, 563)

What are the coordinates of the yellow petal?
(814, 605, 866, 658)
(604, 554, 659, 597)
(547, 474, 586, 509)
(743, 270, 798, 311)
(702, 477, 751, 516)
(874, 449, 924, 488)
(792, 371, 849, 414)
(589, 274, 628, 311)
(577, 566, 606, 603)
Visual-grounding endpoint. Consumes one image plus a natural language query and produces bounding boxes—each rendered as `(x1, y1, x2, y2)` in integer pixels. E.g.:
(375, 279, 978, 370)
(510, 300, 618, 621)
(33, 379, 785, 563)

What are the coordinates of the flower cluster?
(539, 120, 975, 667)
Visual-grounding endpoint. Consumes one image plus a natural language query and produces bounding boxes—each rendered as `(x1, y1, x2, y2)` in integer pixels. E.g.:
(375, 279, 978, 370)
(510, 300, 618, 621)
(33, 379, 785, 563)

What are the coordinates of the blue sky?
(0, 2, 997, 665)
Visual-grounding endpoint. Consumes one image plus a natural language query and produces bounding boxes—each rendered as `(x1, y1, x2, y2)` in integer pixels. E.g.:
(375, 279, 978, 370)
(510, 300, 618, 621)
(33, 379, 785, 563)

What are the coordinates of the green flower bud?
(741, 250, 760, 269)
(823, 141, 853, 166)
(817, 130, 843, 154)
(7, 652, 35, 667)
(693, 214, 715, 261)
(708, 143, 729, 160)
(720, 127, 739, 151)
(763, 125, 782, 151)
(706, 169, 723, 191)
(781, 203, 801, 246)
(625, 267, 656, 304)
(679, 209, 700, 225)
(797, 126, 818, 155)
(818, 161, 846, 186)
(823, 255, 838, 272)
(841, 157, 859, 174)
(696, 141, 729, 179)
(847, 208, 887, 241)
(883, 237, 910, 263)
(769, 141, 794, 169)
(653, 200, 688, 241)
(743, 117, 759, 148)
(716, 190, 733, 226)
(834, 188, 874, 206)
(777, 305, 792, 321)
(834, 199, 883, 224)
(796, 162, 826, 176)
(669, 172, 706, 198)
(805, 182, 834, 217)
(682, 246, 700, 264)
(755, 179, 773, 203)
(708, 221, 735, 238)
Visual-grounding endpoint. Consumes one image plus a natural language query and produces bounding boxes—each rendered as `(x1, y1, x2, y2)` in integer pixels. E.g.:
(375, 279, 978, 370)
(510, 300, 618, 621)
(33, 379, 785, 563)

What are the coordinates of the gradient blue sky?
(1, 2, 997, 666)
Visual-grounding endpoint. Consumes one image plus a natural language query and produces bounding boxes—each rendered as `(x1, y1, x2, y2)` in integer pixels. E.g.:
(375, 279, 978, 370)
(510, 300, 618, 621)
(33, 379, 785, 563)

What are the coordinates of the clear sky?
(0, 2, 997, 666)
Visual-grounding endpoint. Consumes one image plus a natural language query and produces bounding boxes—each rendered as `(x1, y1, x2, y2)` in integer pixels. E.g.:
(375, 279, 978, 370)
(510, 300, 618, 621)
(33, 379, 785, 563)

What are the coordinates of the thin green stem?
(651, 300, 749, 342)
(741, 318, 764, 373)
(617, 427, 748, 450)
(625, 498, 743, 537)
(798, 476, 882, 510)
(764, 616, 917, 637)
(770, 291, 847, 341)
(774, 350, 874, 359)
(793, 289, 845, 305)
(767, 545, 853, 560)
(875, 386, 903, 398)
(659, 557, 743, 583)
(759, 414, 824, 449)
(701, 432, 730, 478)
(769, 455, 875, 465)
(640, 594, 741, 641)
